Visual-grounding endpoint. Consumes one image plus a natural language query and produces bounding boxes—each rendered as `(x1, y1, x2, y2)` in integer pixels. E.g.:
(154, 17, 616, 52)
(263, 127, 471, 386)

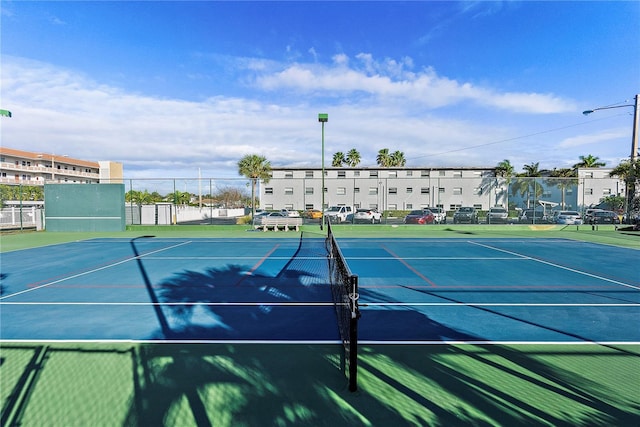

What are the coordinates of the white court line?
(2, 301, 636, 307)
(0, 339, 637, 346)
(0, 240, 193, 301)
(0, 301, 335, 306)
(468, 241, 640, 291)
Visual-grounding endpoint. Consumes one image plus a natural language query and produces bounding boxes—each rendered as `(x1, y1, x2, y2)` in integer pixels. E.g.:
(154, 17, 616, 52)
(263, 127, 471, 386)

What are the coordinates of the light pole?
(583, 94, 639, 222)
(583, 94, 639, 161)
(319, 113, 328, 230)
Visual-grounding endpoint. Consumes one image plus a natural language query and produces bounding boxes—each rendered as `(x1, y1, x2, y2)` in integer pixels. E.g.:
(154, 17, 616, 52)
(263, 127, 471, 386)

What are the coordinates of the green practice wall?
(44, 184, 126, 231)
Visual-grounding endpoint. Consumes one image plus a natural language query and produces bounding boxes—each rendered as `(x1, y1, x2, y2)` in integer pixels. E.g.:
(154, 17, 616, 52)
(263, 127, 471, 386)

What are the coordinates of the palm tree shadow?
(155, 264, 338, 340)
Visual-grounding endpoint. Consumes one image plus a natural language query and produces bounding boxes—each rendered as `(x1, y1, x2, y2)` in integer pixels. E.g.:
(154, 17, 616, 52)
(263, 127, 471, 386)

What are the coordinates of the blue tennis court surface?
(1, 237, 638, 344)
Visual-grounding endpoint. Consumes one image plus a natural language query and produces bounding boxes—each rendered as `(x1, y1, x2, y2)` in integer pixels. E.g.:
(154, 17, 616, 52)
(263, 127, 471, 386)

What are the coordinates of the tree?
(390, 151, 406, 167)
(511, 162, 544, 208)
(547, 168, 577, 209)
(495, 159, 514, 179)
(609, 158, 640, 222)
(495, 160, 515, 209)
(238, 154, 271, 218)
(376, 148, 391, 167)
(345, 149, 361, 167)
(332, 152, 345, 167)
(573, 154, 606, 169)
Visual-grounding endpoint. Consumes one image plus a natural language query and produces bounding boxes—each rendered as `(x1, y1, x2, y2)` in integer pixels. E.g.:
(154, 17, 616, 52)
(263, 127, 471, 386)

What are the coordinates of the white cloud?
(253, 53, 576, 114)
(558, 128, 629, 148)
(1, 54, 609, 180)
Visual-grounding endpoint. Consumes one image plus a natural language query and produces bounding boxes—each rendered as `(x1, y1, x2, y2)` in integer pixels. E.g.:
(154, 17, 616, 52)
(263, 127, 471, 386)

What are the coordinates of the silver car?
(487, 207, 508, 224)
(555, 211, 582, 225)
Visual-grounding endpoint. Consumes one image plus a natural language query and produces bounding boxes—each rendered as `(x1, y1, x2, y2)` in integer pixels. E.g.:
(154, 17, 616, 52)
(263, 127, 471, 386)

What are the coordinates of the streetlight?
(318, 113, 328, 230)
(583, 94, 639, 161)
(583, 94, 639, 222)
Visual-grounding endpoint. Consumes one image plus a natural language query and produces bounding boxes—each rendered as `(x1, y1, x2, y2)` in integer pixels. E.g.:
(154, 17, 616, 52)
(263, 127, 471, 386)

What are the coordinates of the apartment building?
(260, 166, 624, 213)
(0, 147, 123, 186)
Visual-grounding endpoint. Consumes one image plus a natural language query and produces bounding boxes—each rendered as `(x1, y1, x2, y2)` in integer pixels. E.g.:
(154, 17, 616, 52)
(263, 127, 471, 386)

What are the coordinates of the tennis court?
(1, 227, 639, 426)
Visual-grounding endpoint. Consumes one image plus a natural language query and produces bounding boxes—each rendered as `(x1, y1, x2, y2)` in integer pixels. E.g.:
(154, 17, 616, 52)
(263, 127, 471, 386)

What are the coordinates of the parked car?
(404, 209, 435, 224)
(429, 207, 447, 224)
(554, 211, 582, 225)
(583, 208, 604, 223)
(453, 207, 478, 224)
(280, 209, 300, 217)
(353, 208, 382, 223)
(518, 209, 548, 224)
(590, 210, 620, 224)
(302, 209, 322, 219)
(487, 207, 508, 224)
(324, 206, 353, 223)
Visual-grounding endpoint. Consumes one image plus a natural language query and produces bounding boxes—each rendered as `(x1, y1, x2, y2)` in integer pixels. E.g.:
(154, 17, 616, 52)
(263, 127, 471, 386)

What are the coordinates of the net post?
(348, 273, 360, 392)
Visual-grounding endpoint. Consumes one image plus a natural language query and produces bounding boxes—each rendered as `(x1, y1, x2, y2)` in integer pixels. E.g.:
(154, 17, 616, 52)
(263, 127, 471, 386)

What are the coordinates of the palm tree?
(512, 162, 544, 209)
(345, 149, 361, 167)
(495, 160, 515, 209)
(332, 152, 345, 167)
(573, 154, 606, 169)
(390, 151, 406, 167)
(238, 154, 271, 218)
(376, 148, 391, 167)
(495, 159, 514, 179)
(548, 167, 577, 209)
(609, 158, 640, 222)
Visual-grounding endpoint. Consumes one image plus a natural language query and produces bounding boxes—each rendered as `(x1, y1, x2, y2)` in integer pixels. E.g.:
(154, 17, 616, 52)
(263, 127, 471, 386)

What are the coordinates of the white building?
(260, 166, 624, 213)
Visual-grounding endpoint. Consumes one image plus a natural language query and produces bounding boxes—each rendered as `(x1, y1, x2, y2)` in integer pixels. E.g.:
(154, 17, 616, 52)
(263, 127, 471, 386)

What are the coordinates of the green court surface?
(1, 225, 639, 426)
(2, 342, 639, 427)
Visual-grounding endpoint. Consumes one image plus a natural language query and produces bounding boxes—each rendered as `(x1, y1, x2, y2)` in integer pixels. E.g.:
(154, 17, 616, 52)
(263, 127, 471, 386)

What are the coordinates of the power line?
(408, 113, 628, 161)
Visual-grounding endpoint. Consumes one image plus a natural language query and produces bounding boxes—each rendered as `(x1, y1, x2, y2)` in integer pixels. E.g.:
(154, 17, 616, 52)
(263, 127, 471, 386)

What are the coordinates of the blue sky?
(2, 1, 639, 179)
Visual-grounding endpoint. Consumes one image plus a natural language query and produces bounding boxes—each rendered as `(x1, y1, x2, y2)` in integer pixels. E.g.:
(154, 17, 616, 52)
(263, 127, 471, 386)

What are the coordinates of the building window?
(450, 204, 461, 210)
(388, 187, 397, 194)
(305, 187, 314, 195)
(337, 187, 346, 195)
(439, 187, 445, 193)
(542, 191, 552, 198)
(388, 204, 397, 210)
(406, 171, 413, 177)
(265, 187, 273, 194)
(421, 170, 430, 177)
(305, 204, 314, 210)
(354, 187, 360, 193)
(473, 204, 482, 210)
(388, 171, 397, 178)
(370, 171, 378, 177)
(284, 171, 293, 179)
(354, 171, 360, 177)
(584, 172, 594, 178)
(453, 171, 462, 177)
(603, 188, 612, 195)
(406, 204, 413, 209)
(585, 188, 593, 195)
(338, 170, 346, 178)
(265, 204, 273, 210)
(453, 187, 462, 195)
(305, 170, 314, 178)
(284, 187, 294, 195)
(421, 187, 430, 194)
(369, 187, 378, 195)
(439, 170, 446, 176)
(406, 187, 413, 193)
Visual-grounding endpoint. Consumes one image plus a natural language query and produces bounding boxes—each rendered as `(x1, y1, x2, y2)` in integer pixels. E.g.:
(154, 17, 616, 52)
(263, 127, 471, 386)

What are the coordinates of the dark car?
(453, 207, 478, 224)
(590, 210, 621, 224)
(518, 209, 547, 224)
(404, 209, 435, 224)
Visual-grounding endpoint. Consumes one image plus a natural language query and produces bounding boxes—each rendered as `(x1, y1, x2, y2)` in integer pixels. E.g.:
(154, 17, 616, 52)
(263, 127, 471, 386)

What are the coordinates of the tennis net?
(325, 221, 360, 392)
